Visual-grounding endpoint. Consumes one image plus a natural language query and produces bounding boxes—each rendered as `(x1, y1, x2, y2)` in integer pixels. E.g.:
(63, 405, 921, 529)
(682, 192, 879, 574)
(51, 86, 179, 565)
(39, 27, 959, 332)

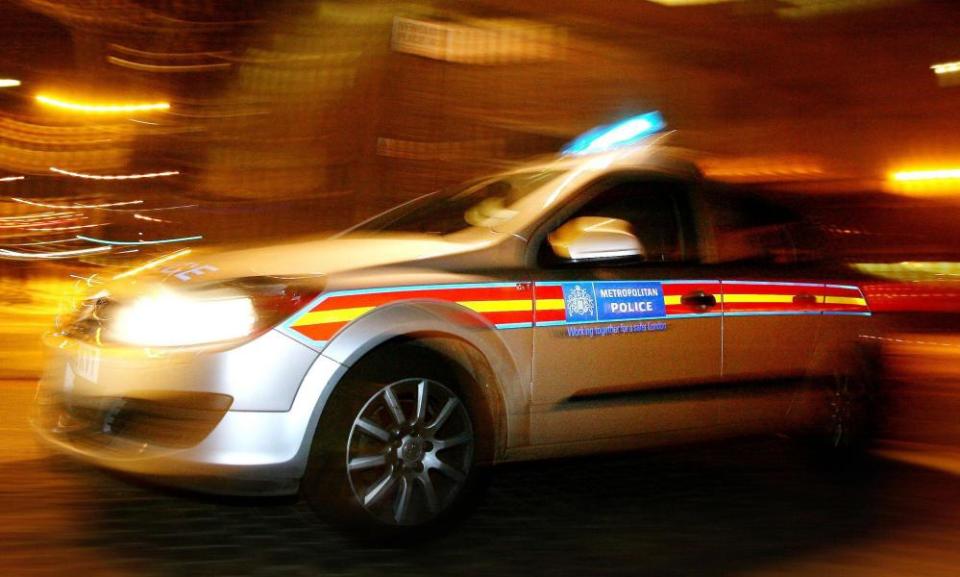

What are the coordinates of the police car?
(34, 114, 876, 533)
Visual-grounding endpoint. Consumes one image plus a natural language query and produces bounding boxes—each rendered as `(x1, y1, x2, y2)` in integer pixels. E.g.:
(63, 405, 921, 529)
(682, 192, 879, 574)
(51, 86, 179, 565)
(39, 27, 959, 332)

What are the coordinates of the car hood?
(114, 233, 490, 291)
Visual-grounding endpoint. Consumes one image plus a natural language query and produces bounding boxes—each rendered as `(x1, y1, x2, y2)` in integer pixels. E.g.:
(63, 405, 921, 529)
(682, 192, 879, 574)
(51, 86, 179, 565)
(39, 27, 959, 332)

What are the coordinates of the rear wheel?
(825, 370, 871, 452)
(303, 345, 487, 536)
(809, 350, 881, 467)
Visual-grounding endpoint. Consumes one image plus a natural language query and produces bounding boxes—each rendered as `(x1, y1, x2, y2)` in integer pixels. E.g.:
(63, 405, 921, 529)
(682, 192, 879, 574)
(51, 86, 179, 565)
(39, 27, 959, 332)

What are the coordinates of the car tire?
(302, 343, 488, 540)
(809, 349, 881, 466)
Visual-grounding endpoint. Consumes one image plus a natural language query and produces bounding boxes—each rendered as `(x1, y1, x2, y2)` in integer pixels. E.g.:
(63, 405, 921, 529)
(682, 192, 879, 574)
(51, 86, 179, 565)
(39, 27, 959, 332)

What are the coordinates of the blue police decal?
(561, 281, 666, 324)
(596, 281, 666, 320)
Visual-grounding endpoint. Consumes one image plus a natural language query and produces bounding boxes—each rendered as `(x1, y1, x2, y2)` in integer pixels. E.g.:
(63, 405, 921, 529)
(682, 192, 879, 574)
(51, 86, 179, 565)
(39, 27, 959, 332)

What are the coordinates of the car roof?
(502, 142, 703, 180)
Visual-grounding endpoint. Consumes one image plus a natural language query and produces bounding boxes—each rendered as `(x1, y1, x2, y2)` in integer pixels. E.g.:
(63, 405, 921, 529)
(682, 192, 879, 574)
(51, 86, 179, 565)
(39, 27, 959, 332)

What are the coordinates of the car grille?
(37, 391, 233, 452)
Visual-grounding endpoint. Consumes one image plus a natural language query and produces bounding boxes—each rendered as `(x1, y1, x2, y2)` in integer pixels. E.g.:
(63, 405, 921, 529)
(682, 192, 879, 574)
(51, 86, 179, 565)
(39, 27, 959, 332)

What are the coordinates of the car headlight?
(107, 290, 256, 347)
(104, 278, 320, 348)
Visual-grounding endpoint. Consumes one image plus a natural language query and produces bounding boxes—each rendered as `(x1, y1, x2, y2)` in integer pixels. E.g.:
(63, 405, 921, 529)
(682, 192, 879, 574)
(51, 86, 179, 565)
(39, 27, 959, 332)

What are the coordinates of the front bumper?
(32, 330, 347, 496)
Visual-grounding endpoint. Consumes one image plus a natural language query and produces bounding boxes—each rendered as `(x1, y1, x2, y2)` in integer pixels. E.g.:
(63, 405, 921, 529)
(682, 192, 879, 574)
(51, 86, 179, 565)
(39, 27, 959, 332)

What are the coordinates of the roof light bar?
(562, 111, 666, 156)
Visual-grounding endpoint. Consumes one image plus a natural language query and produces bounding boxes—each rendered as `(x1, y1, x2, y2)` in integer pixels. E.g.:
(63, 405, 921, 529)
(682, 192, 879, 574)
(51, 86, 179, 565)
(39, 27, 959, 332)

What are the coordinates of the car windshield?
(346, 169, 565, 235)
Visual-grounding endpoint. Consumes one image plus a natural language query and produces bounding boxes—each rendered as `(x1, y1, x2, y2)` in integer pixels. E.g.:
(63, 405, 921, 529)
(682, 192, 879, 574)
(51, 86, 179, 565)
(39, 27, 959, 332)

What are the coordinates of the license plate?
(73, 343, 101, 384)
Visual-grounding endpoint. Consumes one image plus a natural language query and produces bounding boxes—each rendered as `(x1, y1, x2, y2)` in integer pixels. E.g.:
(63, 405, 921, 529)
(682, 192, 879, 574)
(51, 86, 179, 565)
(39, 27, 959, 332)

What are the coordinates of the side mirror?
(548, 216, 645, 262)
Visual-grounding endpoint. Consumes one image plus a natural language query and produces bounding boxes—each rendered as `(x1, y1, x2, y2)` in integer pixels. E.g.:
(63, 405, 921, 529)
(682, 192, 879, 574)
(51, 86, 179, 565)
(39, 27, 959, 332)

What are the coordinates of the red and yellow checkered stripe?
(721, 282, 867, 314)
(286, 283, 534, 342)
(533, 281, 726, 323)
(282, 280, 869, 345)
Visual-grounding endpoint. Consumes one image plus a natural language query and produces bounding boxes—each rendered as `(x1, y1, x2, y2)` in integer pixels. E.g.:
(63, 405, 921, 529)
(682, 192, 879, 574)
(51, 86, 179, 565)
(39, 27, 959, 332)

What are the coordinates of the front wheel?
(303, 350, 485, 535)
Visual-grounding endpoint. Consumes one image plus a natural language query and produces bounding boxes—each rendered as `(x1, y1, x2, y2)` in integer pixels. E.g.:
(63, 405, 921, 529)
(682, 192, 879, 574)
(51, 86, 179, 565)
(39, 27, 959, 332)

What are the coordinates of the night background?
(2, 0, 960, 575)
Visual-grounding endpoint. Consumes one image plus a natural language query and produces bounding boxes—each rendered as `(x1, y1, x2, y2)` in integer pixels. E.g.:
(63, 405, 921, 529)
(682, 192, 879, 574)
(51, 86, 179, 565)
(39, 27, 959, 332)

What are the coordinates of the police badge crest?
(565, 284, 595, 319)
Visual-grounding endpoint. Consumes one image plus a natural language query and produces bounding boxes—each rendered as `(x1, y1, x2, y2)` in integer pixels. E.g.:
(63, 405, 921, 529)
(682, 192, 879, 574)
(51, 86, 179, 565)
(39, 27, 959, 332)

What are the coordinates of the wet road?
(3, 379, 960, 577)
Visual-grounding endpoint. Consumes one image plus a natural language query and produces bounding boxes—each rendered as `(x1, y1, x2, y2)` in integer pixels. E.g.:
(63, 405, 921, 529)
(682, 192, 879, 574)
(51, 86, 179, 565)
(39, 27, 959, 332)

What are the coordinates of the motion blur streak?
(111, 248, 191, 281)
(49, 166, 179, 180)
(26, 223, 102, 232)
(887, 168, 960, 196)
(106, 56, 232, 73)
(12, 197, 143, 209)
(699, 156, 826, 181)
(133, 213, 171, 223)
(34, 94, 170, 113)
(0, 245, 110, 258)
(931, 61, 960, 74)
(1, 0, 960, 575)
(890, 168, 960, 181)
(76, 234, 202, 246)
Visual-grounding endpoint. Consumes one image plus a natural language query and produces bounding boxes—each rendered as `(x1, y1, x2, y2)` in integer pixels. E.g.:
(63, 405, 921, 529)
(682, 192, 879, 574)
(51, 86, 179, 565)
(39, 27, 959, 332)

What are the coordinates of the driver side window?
(539, 177, 693, 267)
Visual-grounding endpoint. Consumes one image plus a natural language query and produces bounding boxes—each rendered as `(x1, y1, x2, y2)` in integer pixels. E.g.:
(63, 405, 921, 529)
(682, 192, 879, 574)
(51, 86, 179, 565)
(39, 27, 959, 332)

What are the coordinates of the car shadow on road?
(0, 438, 947, 577)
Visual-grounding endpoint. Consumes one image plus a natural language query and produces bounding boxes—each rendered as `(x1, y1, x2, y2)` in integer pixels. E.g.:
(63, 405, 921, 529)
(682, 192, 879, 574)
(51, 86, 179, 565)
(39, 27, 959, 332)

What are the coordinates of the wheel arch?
(295, 301, 526, 469)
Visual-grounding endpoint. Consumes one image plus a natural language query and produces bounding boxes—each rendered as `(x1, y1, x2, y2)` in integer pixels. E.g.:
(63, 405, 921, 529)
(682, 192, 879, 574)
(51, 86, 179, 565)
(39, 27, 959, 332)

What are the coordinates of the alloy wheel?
(345, 378, 474, 526)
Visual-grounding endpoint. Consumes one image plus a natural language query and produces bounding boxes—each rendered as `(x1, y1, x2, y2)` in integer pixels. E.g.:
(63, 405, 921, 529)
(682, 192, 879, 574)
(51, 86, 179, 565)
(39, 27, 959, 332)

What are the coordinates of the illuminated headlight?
(107, 290, 256, 347)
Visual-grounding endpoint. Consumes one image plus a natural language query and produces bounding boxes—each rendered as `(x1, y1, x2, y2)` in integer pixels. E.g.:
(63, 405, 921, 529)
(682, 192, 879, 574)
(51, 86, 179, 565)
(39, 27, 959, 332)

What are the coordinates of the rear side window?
(707, 186, 821, 264)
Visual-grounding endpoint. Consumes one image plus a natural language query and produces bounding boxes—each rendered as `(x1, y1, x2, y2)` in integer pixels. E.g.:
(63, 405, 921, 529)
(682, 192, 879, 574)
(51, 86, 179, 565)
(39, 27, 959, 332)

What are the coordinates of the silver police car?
(33, 137, 875, 532)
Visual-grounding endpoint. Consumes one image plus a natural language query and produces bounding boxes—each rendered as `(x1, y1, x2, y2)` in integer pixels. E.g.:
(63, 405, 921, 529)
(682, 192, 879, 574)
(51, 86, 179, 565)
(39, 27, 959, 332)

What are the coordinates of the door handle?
(681, 291, 718, 312)
(792, 292, 818, 306)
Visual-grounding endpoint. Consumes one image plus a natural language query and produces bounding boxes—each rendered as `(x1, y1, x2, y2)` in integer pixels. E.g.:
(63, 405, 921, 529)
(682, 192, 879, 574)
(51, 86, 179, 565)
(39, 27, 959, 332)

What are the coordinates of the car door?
(702, 186, 827, 431)
(527, 174, 722, 446)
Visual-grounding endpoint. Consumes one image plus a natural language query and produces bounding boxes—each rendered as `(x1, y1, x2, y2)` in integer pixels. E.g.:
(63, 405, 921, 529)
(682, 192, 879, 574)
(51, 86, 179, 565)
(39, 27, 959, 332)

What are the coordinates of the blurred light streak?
(0, 211, 77, 222)
(0, 176, 25, 182)
(134, 213, 171, 223)
(861, 333, 960, 349)
(853, 261, 960, 281)
(12, 197, 144, 209)
(0, 216, 84, 229)
(562, 112, 665, 156)
(647, 0, 739, 4)
(700, 156, 825, 181)
(27, 223, 103, 232)
(3, 237, 77, 246)
(68, 273, 100, 283)
(0, 246, 111, 259)
(891, 168, 960, 181)
(888, 168, 960, 196)
(860, 283, 960, 313)
(35, 94, 170, 114)
(77, 234, 202, 246)
(123, 204, 198, 212)
(50, 166, 179, 180)
(107, 56, 231, 73)
(108, 44, 231, 60)
(112, 248, 191, 281)
(777, 0, 902, 18)
(932, 61, 960, 75)
(0, 79, 20, 88)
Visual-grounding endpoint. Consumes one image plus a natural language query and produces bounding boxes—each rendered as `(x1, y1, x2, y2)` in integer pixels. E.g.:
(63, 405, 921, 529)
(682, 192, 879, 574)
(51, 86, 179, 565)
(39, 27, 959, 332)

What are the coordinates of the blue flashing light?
(562, 111, 666, 156)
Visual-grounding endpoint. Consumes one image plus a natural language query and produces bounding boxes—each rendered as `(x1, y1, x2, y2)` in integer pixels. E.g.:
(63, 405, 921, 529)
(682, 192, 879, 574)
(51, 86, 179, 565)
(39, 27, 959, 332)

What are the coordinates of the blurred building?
(2, 0, 960, 247)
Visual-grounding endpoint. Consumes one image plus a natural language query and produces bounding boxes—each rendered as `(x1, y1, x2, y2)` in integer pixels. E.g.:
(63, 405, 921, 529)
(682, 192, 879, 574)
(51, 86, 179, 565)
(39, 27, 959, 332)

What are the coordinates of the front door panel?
(718, 279, 826, 431)
(529, 275, 722, 444)
(532, 275, 722, 401)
